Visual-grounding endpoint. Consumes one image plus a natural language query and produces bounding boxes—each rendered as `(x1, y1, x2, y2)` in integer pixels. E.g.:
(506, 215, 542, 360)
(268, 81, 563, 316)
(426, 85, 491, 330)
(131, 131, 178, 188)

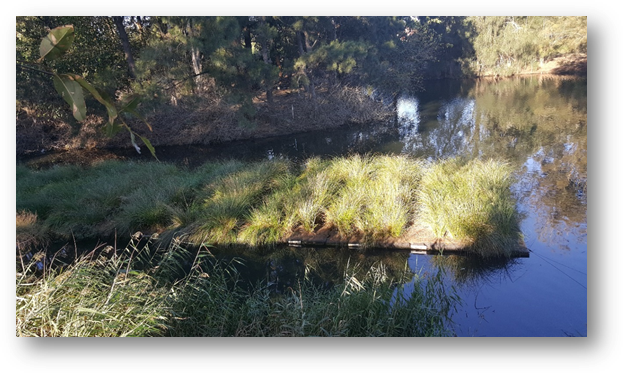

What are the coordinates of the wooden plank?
(283, 225, 529, 257)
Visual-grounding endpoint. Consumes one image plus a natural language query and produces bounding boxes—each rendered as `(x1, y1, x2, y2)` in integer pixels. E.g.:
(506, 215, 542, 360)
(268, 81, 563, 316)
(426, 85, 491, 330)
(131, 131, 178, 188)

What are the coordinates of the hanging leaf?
(39, 25, 75, 61)
(52, 73, 86, 121)
(120, 96, 141, 112)
(136, 133, 158, 160)
(104, 122, 123, 137)
(125, 128, 157, 159)
(130, 132, 141, 154)
(119, 96, 152, 131)
(71, 74, 118, 126)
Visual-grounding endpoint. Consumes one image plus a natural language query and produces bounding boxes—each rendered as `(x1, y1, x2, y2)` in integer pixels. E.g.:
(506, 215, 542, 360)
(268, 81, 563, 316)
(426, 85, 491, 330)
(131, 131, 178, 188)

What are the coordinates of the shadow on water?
(206, 245, 415, 295)
(428, 254, 521, 287)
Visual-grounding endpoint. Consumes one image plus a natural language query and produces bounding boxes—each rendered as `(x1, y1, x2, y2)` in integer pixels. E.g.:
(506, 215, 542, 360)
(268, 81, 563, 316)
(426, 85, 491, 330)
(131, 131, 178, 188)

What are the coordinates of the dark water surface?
(22, 76, 588, 337)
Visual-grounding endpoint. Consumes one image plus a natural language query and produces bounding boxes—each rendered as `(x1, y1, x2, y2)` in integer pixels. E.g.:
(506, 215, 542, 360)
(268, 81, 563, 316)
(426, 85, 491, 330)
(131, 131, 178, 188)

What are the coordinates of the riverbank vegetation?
(16, 238, 458, 337)
(17, 154, 522, 258)
(16, 16, 586, 155)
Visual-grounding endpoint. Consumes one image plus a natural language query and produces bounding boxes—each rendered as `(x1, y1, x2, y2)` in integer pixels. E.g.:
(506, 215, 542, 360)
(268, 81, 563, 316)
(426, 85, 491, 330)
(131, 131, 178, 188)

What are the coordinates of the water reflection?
(393, 76, 587, 253)
(428, 254, 521, 287)
(210, 245, 415, 295)
(517, 149, 587, 251)
(211, 243, 523, 302)
(396, 95, 478, 159)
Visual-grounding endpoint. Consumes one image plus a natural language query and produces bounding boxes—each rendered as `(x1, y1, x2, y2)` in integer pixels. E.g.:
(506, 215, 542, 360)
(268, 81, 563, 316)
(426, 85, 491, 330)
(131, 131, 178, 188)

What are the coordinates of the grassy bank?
(17, 154, 522, 258)
(16, 239, 458, 337)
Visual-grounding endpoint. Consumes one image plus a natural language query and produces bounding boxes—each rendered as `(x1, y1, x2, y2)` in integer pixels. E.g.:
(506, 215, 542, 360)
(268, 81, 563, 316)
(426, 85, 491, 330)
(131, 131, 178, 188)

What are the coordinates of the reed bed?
(16, 239, 458, 337)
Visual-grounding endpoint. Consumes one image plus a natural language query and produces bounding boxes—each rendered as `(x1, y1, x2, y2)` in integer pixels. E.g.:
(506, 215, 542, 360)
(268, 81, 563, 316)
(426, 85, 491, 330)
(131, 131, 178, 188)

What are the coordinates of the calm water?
(22, 76, 588, 337)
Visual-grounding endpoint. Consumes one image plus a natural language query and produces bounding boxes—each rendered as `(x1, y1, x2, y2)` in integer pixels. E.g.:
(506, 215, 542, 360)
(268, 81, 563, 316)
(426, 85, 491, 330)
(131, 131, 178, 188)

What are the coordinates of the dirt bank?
(16, 86, 393, 156)
(477, 53, 587, 78)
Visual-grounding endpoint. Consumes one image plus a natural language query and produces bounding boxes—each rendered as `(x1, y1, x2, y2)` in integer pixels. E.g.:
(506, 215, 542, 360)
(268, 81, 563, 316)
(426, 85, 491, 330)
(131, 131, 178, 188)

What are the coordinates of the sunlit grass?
(418, 158, 521, 257)
(294, 171, 338, 232)
(323, 155, 422, 238)
(238, 173, 303, 245)
(17, 155, 520, 257)
(238, 202, 286, 246)
(183, 159, 291, 245)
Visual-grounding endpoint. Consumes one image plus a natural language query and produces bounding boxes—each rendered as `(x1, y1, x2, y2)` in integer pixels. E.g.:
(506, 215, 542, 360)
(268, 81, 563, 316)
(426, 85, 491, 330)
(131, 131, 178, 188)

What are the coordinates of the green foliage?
(17, 20, 156, 158)
(38, 24, 75, 61)
(466, 16, 587, 76)
(17, 16, 587, 143)
(296, 40, 369, 74)
(19, 16, 544, 154)
(52, 73, 86, 121)
(419, 17, 476, 78)
(17, 17, 136, 102)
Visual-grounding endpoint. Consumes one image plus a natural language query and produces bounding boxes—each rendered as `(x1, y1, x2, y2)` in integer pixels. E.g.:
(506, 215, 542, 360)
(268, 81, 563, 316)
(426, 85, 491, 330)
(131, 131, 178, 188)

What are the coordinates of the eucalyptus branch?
(16, 61, 54, 76)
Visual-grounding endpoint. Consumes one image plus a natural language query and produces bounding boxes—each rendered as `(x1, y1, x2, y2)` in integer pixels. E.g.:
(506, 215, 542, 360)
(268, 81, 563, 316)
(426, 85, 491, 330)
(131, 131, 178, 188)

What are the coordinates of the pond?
(20, 75, 587, 337)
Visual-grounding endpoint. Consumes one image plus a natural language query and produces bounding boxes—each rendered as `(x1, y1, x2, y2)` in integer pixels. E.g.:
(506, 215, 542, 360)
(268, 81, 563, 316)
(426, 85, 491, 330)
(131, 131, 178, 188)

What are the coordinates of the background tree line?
(16, 16, 586, 149)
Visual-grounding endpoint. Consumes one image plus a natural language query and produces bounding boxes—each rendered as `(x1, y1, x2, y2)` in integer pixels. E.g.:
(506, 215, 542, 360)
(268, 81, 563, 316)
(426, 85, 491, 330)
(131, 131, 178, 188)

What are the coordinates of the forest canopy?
(16, 16, 587, 153)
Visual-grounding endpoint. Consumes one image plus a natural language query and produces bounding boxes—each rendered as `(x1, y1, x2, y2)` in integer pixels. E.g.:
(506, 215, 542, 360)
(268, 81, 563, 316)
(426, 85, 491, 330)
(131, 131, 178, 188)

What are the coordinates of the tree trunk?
(190, 46, 204, 91)
(112, 16, 137, 80)
(297, 30, 316, 107)
(330, 17, 339, 87)
(259, 17, 273, 104)
(187, 19, 206, 93)
(244, 27, 252, 49)
(302, 31, 317, 103)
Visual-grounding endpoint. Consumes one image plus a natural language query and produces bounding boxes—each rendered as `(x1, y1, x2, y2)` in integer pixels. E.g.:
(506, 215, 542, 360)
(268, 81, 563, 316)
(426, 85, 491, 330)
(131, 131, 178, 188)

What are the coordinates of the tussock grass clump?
(184, 159, 292, 245)
(237, 173, 300, 246)
(17, 155, 520, 256)
(240, 155, 424, 244)
(418, 158, 521, 257)
(323, 155, 423, 239)
(294, 171, 339, 232)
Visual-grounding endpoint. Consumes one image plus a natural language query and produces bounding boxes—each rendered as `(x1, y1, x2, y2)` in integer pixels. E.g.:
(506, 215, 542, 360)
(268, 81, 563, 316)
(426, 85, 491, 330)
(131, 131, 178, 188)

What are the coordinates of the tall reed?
(16, 240, 458, 337)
